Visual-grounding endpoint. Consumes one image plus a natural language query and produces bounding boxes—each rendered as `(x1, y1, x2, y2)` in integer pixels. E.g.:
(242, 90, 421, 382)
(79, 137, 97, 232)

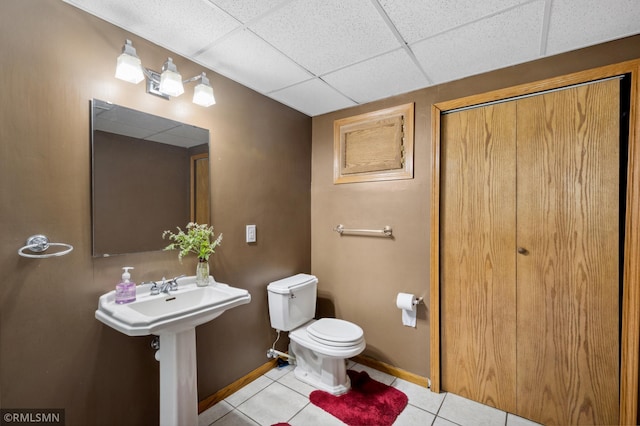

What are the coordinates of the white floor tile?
(433, 416, 460, 426)
(224, 375, 273, 407)
(438, 393, 507, 426)
(264, 363, 295, 381)
(236, 381, 310, 425)
(507, 413, 543, 426)
(393, 403, 436, 425)
(289, 402, 347, 426)
(199, 400, 234, 426)
(211, 409, 260, 426)
(392, 378, 446, 414)
(276, 369, 318, 397)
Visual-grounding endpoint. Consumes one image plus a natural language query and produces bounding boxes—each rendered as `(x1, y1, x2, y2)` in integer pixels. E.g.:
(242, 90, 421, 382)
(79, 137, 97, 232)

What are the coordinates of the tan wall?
(0, 1, 310, 425)
(311, 35, 640, 378)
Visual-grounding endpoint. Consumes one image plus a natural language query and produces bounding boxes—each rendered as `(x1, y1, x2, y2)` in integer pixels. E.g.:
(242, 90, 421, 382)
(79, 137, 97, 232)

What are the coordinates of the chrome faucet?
(149, 275, 185, 295)
(159, 278, 172, 294)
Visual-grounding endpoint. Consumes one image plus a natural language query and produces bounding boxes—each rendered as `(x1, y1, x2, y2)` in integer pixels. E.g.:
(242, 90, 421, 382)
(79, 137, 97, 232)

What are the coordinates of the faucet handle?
(168, 274, 185, 291)
(149, 281, 160, 295)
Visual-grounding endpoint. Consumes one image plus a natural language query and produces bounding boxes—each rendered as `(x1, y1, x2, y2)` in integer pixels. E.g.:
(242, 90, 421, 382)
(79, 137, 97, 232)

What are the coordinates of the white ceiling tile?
(249, 0, 401, 75)
(412, 1, 545, 85)
(323, 49, 429, 104)
(196, 29, 313, 93)
(64, 0, 240, 57)
(546, 0, 640, 55)
(379, 0, 531, 43)
(208, 0, 290, 22)
(269, 79, 357, 116)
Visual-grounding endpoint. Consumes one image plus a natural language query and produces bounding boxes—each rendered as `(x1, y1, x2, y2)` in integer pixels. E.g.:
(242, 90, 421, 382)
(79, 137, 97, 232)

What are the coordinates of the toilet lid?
(307, 318, 364, 346)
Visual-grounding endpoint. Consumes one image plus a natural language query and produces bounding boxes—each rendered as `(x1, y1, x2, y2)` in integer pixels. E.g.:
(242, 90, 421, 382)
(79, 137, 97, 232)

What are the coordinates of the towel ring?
(18, 234, 74, 259)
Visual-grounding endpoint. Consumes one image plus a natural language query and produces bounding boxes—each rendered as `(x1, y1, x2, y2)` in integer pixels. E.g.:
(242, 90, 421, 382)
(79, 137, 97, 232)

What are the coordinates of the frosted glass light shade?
(159, 69, 184, 97)
(114, 44, 217, 105)
(115, 53, 144, 84)
(193, 83, 216, 107)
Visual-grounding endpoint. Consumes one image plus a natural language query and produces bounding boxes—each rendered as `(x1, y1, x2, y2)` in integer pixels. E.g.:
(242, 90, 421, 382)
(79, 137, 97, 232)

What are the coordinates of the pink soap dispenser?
(115, 266, 136, 304)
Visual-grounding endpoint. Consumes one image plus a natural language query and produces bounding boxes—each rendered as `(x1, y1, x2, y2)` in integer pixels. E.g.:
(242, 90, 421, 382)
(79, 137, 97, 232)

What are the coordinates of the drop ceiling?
(64, 0, 640, 117)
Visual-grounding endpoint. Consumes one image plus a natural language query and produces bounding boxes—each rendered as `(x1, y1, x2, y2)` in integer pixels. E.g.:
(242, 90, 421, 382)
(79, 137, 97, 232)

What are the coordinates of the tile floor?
(198, 361, 542, 426)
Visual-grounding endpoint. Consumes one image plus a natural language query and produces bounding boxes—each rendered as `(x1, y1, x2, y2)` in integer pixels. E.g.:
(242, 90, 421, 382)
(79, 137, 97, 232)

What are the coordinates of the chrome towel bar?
(333, 224, 393, 238)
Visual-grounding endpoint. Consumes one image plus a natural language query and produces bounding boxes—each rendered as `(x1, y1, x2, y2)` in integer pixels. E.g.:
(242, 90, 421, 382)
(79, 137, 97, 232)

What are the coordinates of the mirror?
(91, 99, 210, 257)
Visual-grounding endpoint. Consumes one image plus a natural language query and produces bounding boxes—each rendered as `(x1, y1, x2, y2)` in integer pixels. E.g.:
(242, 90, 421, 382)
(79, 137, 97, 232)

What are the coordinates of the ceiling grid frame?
(63, 0, 640, 116)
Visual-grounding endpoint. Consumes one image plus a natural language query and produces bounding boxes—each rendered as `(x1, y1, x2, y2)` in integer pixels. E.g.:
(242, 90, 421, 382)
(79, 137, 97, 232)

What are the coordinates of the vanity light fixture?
(115, 39, 216, 107)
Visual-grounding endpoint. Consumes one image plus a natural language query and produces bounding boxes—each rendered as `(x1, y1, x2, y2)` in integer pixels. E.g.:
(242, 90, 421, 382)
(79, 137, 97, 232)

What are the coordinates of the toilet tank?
(267, 274, 318, 331)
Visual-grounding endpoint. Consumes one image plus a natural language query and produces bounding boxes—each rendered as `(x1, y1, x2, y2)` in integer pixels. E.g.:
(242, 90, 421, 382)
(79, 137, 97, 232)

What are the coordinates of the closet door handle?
(517, 247, 529, 255)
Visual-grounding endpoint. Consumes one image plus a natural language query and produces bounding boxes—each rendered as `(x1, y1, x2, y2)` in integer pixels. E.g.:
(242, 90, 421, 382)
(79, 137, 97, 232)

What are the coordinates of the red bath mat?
(310, 369, 408, 426)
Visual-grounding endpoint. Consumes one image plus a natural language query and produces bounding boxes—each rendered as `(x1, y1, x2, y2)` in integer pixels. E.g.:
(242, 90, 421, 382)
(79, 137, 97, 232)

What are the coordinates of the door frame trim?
(429, 59, 640, 425)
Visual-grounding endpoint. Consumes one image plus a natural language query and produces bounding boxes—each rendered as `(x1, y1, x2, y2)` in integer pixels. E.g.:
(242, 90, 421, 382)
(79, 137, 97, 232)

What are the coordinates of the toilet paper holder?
(413, 297, 424, 306)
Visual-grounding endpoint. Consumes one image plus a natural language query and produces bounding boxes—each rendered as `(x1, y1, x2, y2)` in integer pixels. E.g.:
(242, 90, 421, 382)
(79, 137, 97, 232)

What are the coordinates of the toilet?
(267, 273, 365, 395)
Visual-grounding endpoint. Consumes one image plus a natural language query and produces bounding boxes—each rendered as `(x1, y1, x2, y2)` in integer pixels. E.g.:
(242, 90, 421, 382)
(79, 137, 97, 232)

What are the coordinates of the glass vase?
(196, 258, 209, 287)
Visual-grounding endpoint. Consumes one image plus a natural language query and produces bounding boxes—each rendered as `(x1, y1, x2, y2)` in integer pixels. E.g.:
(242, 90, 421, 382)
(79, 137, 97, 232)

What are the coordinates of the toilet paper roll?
(396, 292, 417, 327)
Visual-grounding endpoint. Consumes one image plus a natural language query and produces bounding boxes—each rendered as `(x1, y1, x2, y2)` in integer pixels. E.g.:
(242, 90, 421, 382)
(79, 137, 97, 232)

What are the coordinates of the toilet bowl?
(266, 274, 366, 395)
(289, 319, 365, 394)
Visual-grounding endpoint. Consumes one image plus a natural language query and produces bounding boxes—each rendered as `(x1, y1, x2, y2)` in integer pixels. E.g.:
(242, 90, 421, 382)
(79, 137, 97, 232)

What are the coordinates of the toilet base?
(290, 341, 352, 395)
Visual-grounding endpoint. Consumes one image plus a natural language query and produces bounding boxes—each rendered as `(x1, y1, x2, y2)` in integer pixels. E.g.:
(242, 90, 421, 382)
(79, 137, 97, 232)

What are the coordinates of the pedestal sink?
(95, 276, 251, 426)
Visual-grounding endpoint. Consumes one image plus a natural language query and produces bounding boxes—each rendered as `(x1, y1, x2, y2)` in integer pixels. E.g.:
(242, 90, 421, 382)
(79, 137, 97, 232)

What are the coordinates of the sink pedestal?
(158, 329, 198, 426)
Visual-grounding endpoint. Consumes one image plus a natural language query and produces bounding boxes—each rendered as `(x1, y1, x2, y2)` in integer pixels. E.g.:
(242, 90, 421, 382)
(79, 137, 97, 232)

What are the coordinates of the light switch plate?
(246, 225, 256, 243)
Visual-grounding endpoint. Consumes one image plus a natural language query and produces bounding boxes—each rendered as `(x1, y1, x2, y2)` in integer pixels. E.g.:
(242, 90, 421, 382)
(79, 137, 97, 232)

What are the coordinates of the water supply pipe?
(266, 348, 294, 362)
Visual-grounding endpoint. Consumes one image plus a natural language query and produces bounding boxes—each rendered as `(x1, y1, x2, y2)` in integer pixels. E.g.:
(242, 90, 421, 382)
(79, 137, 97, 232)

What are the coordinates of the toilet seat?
(307, 318, 364, 347)
(289, 320, 365, 358)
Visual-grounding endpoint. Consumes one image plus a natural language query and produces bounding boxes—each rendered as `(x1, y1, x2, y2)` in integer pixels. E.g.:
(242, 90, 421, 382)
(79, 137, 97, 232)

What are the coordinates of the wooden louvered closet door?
(440, 79, 620, 425)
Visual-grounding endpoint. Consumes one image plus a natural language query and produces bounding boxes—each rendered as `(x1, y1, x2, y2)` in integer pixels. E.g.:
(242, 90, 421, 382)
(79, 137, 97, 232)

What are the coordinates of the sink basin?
(95, 276, 251, 335)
